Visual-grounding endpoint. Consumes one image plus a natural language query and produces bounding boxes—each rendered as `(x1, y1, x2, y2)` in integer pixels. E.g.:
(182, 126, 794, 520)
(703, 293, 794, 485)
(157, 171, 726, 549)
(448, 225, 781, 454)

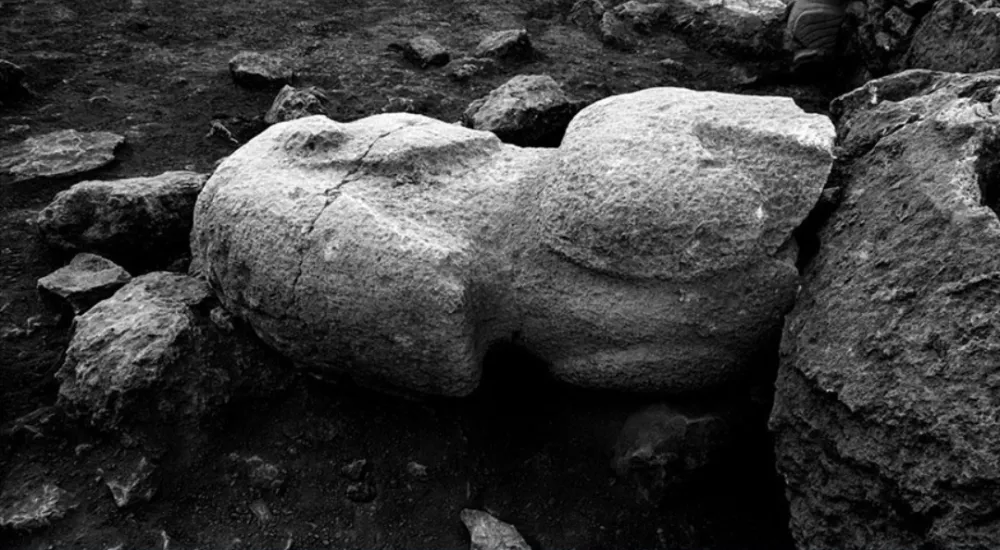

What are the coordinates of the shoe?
(786, 0, 847, 67)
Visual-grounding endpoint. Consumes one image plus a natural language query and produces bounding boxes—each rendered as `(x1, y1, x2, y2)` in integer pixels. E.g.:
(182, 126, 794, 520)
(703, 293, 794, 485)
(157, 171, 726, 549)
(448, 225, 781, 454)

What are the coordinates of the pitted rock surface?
(770, 69, 1000, 549)
(0, 129, 124, 182)
(191, 88, 834, 396)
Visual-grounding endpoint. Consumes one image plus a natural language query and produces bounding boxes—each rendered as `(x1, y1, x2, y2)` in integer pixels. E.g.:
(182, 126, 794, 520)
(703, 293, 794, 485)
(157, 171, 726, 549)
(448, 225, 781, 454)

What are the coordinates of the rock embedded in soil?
(460, 509, 531, 550)
(37, 253, 132, 315)
(265, 85, 328, 125)
(340, 459, 368, 481)
(36, 170, 208, 270)
(770, 69, 1000, 549)
(389, 35, 451, 68)
(192, 88, 833, 397)
(463, 74, 585, 147)
(228, 51, 294, 89)
(0, 483, 74, 531)
(473, 29, 534, 61)
(0, 129, 124, 183)
(56, 272, 289, 437)
(599, 11, 640, 50)
(613, 403, 737, 500)
(105, 455, 159, 508)
(446, 57, 500, 82)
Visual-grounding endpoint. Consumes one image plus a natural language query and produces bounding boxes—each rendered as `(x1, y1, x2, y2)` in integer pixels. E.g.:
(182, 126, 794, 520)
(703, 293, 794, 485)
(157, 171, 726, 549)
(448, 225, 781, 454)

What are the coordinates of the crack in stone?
(286, 126, 408, 308)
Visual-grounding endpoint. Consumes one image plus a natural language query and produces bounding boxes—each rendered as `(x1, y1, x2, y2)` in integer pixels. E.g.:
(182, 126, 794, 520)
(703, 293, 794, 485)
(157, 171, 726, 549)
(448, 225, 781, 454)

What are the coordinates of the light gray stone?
(391, 36, 450, 68)
(0, 483, 73, 531)
(105, 455, 158, 508)
(228, 51, 294, 89)
(191, 88, 834, 397)
(265, 85, 328, 125)
(460, 509, 531, 550)
(0, 129, 123, 183)
(36, 171, 208, 269)
(473, 29, 534, 61)
(37, 253, 132, 314)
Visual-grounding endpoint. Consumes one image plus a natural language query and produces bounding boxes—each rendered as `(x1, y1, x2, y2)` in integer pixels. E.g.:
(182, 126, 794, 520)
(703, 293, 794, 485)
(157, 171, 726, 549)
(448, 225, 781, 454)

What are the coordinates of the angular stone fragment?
(105, 455, 158, 508)
(771, 69, 1000, 549)
(906, 0, 1000, 72)
(265, 85, 328, 125)
(0, 129, 124, 183)
(463, 74, 585, 146)
(473, 29, 534, 61)
(390, 35, 450, 68)
(460, 509, 531, 550)
(36, 171, 208, 269)
(228, 51, 294, 89)
(37, 253, 132, 314)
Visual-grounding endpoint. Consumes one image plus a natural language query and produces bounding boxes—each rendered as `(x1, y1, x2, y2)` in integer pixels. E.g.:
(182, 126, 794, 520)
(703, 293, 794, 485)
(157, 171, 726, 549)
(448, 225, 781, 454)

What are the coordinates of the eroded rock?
(37, 253, 132, 315)
(265, 85, 328, 125)
(36, 171, 208, 269)
(473, 29, 534, 61)
(191, 88, 833, 397)
(0, 483, 74, 531)
(770, 69, 1000, 549)
(463, 74, 584, 146)
(389, 36, 451, 68)
(105, 455, 159, 508)
(0, 129, 124, 183)
(460, 509, 531, 550)
(229, 51, 294, 89)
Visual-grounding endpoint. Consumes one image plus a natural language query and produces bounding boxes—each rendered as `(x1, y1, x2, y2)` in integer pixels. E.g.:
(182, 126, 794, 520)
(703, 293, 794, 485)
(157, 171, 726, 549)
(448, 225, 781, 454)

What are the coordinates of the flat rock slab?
(0, 129, 124, 182)
(37, 252, 132, 315)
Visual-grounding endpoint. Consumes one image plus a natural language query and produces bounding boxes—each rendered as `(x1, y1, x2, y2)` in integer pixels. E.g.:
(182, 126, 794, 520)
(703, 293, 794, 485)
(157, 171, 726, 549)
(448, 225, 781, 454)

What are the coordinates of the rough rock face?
(56, 272, 288, 436)
(265, 85, 328, 125)
(191, 89, 833, 397)
(460, 509, 531, 550)
(463, 74, 585, 146)
(37, 253, 132, 314)
(228, 51, 294, 89)
(473, 29, 534, 61)
(0, 483, 74, 531)
(0, 130, 124, 183)
(389, 36, 450, 68)
(36, 171, 208, 269)
(770, 69, 1000, 549)
(847, 0, 1000, 78)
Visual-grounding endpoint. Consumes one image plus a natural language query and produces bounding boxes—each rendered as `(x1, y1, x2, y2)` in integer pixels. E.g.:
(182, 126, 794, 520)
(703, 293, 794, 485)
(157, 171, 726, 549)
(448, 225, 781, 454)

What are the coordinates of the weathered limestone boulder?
(265, 85, 328, 125)
(56, 272, 288, 436)
(0, 129, 123, 183)
(512, 88, 833, 391)
(770, 69, 1000, 549)
(37, 252, 132, 314)
(228, 51, 294, 89)
(191, 90, 833, 397)
(473, 29, 534, 61)
(463, 74, 585, 146)
(36, 171, 207, 269)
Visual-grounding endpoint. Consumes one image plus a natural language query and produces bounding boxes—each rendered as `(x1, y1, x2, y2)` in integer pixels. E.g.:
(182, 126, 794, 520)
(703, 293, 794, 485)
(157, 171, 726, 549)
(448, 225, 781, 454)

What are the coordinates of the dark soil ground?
(1, 0, 848, 547)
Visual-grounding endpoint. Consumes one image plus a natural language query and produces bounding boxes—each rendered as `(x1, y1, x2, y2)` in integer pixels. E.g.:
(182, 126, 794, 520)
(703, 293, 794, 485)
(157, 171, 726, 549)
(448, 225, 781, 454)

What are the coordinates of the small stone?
(264, 85, 328, 125)
(390, 36, 451, 68)
(345, 481, 376, 503)
(885, 6, 916, 37)
(249, 500, 273, 524)
(0, 483, 74, 531)
(245, 456, 286, 491)
(463, 74, 585, 146)
(37, 253, 132, 315)
(473, 29, 534, 61)
(228, 51, 294, 89)
(340, 459, 368, 481)
(445, 57, 500, 82)
(460, 509, 531, 550)
(406, 461, 428, 479)
(0, 129, 124, 183)
(599, 12, 639, 51)
(105, 455, 158, 508)
(568, 0, 606, 29)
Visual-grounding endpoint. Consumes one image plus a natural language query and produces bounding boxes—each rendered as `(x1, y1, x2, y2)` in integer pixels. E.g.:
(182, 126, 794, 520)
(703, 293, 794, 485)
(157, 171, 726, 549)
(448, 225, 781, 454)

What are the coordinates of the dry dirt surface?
(1, 0, 844, 548)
